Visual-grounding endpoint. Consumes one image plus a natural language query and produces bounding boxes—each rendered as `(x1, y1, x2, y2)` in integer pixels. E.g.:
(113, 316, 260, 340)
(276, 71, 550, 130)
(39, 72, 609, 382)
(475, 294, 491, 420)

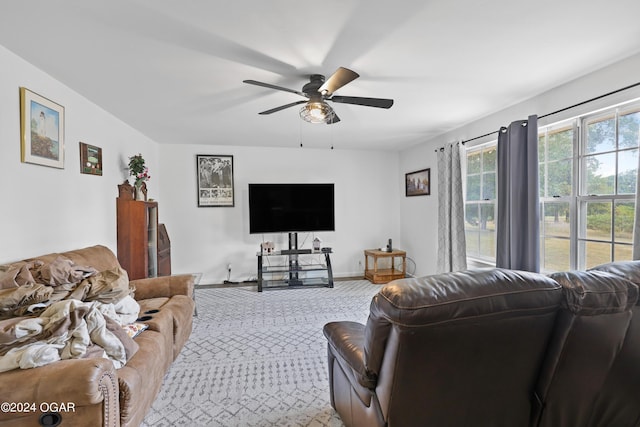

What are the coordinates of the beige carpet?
(141, 280, 380, 426)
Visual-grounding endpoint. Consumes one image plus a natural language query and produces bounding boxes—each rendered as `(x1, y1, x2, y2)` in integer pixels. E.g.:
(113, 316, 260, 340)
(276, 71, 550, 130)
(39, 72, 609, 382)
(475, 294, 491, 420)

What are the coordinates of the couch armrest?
(0, 358, 119, 425)
(130, 274, 194, 301)
(323, 321, 376, 389)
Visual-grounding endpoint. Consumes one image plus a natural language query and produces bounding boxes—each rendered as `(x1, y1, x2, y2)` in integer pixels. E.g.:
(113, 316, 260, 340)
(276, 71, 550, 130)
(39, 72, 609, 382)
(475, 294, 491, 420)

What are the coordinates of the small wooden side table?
(364, 249, 407, 284)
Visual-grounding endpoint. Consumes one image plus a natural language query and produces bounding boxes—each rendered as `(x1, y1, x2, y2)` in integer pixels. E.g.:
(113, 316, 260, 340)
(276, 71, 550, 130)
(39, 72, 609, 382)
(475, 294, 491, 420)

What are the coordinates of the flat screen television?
(248, 183, 335, 234)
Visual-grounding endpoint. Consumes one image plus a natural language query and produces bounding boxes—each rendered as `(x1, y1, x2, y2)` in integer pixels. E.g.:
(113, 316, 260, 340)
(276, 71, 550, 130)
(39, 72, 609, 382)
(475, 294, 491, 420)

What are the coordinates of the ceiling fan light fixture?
(299, 101, 335, 124)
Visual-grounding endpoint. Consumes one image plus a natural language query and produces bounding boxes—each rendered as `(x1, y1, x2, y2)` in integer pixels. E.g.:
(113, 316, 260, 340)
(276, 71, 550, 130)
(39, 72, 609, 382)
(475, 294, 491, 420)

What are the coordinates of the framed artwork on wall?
(19, 87, 65, 169)
(405, 168, 430, 196)
(79, 142, 103, 175)
(196, 154, 235, 207)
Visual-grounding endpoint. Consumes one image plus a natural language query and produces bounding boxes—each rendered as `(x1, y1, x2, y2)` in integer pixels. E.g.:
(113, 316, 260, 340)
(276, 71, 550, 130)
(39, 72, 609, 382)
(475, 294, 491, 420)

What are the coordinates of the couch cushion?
(15, 245, 121, 274)
(117, 328, 169, 427)
(159, 295, 195, 359)
(550, 270, 639, 314)
(591, 260, 640, 306)
(372, 268, 562, 325)
(137, 295, 194, 360)
(364, 268, 562, 375)
(138, 297, 170, 313)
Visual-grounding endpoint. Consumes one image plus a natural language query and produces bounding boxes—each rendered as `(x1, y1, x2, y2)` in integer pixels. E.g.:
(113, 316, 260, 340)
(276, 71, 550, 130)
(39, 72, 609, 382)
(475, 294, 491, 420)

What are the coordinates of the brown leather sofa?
(0, 245, 195, 427)
(324, 264, 639, 427)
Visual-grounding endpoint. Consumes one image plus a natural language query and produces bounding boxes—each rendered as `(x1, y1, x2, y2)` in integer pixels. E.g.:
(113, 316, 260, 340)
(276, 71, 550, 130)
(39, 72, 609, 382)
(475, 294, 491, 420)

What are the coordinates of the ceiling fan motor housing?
(302, 74, 326, 99)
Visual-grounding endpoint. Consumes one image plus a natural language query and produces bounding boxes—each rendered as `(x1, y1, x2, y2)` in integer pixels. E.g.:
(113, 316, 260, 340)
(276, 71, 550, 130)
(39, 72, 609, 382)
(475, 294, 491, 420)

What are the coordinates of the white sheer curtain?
(437, 142, 467, 273)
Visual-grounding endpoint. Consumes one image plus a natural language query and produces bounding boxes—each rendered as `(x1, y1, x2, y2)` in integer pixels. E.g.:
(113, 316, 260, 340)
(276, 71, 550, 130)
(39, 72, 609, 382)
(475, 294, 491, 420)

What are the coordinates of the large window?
(463, 101, 640, 271)
(464, 144, 497, 261)
(577, 106, 640, 269)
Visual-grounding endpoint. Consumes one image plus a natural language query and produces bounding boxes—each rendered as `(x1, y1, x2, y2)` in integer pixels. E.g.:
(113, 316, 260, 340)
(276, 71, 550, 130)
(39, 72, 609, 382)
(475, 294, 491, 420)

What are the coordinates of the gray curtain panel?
(496, 115, 540, 272)
(437, 142, 467, 273)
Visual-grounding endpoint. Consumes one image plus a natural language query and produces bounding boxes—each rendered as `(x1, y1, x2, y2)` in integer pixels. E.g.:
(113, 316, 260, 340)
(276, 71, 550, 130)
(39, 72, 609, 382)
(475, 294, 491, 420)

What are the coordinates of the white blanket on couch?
(0, 298, 136, 372)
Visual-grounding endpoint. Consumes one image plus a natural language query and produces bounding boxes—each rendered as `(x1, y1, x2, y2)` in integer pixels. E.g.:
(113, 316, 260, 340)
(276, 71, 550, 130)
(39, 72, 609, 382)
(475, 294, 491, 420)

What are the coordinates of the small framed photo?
(19, 87, 65, 169)
(197, 154, 234, 207)
(79, 142, 103, 175)
(405, 168, 430, 196)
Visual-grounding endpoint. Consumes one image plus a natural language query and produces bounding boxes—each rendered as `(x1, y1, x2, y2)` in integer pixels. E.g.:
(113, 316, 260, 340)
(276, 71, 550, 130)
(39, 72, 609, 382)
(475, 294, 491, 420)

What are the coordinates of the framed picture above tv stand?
(257, 232, 333, 292)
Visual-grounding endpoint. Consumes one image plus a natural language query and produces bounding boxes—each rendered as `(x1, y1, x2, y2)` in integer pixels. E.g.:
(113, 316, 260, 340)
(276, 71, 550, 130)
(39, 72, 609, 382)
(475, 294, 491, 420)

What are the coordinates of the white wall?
(398, 144, 439, 276)
(159, 144, 401, 284)
(0, 45, 160, 263)
(400, 52, 640, 277)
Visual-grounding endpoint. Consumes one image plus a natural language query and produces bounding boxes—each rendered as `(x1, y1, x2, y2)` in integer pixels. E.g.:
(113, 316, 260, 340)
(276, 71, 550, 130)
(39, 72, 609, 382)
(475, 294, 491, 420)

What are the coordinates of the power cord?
(223, 263, 239, 284)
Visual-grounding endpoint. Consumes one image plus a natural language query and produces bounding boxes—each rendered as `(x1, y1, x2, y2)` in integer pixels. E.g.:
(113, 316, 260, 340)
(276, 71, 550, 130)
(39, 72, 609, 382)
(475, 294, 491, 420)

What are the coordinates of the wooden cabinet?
(116, 198, 170, 280)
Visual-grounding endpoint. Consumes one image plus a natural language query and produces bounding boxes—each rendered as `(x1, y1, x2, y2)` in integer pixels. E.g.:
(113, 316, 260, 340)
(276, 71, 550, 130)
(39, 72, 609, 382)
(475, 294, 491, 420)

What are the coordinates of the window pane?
(466, 203, 480, 228)
(543, 237, 570, 272)
(479, 231, 496, 259)
(466, 175, 481, 201)
(481, 204, 496, 231)
(615, 201, 634, 243)
(547, 159, 572, 197)
(539, 164, 546, 196)
(480, 203, 496, 259)
(539, 135, 546, 161)
(584, 241, 612, 268)
(482, 147, 497, 172)
(584, 153, 616, 195)
(586, 116, 615, 154)
(585, 202, 612, 240)
(543, 202, 570, 237)
(614, 244, 632, 262)
(547, 128, 573, 161)
(467, 151, 481, 174)
(617, 149, 637, 195)
(465, 202, 495, 260)
(619, 110, 640, 149)
(466, 230, 479, 256)
(482, 172, 495, 199)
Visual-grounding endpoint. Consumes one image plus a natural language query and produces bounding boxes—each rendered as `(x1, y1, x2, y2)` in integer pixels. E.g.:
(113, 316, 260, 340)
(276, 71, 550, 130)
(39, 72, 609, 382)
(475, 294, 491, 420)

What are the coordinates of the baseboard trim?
(196, 275, 367, 288)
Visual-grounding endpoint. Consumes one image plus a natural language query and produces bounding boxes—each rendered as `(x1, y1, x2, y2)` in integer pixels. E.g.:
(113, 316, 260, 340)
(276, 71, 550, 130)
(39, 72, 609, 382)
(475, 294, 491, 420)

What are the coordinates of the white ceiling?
(1, 1, 640, 151)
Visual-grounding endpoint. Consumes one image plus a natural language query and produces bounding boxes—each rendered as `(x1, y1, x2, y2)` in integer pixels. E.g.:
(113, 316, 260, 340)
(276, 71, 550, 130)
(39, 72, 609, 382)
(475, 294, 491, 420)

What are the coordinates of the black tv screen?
(249, 183, 335, 234)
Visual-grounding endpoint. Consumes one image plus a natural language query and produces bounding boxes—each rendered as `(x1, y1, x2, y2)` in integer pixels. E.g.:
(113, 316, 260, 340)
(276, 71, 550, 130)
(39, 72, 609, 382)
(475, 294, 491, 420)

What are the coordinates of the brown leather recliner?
(323, 268, 563, 427)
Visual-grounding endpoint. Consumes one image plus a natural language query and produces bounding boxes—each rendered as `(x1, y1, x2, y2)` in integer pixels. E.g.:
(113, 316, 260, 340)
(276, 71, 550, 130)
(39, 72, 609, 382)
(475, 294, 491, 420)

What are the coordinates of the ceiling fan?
(243, 67, 393, 124)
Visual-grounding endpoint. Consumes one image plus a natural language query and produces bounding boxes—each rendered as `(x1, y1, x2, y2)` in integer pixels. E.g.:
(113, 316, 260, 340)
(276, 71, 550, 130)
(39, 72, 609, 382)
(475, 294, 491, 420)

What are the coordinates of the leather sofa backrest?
(591, 260, 640, 294)
(585, 261, 640, 426)
(20, 245, 121, 273)
(363, 268, 562, 427)
(534, 269, 638, 427)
